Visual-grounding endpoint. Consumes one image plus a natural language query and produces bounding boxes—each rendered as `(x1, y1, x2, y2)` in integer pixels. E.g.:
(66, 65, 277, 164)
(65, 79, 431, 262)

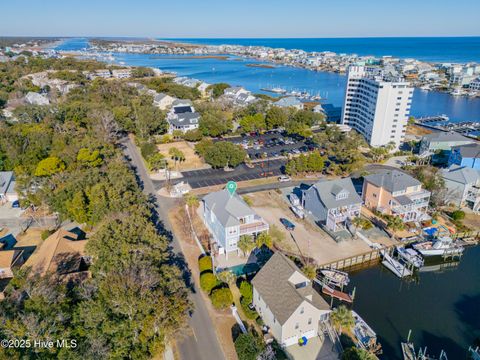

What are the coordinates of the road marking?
(192, 328, 198, 342)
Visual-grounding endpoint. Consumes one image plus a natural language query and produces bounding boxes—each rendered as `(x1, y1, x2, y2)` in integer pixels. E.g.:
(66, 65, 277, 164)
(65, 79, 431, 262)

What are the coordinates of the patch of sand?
(157, 141, 207, 171)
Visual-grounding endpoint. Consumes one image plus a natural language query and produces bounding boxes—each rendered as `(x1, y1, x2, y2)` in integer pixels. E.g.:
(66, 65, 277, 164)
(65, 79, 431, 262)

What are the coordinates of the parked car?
(11, 200, 20, 208)
(278, 175, 291, 182)
(280, 218, 295, 231)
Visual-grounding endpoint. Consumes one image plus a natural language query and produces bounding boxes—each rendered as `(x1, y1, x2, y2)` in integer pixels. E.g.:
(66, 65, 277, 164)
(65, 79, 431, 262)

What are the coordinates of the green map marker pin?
(226, 181, 237, 196)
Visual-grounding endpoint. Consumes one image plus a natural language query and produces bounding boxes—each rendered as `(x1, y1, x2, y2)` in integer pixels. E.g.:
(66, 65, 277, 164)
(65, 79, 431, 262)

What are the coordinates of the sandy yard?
(250, 190, 381, 266)
(458, 212, 480, 231)
(406, 124, 433, 136)
(157, 141, 207, 171)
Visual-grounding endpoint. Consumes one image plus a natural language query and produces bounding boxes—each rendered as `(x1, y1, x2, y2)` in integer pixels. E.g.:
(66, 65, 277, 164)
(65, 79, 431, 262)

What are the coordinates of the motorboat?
(396, 247, 424, 268)
(382, 252, 413, 278)
(319, 269, 350, 287)
(413, 237, 464, 257)
(352, 311, 382, 354)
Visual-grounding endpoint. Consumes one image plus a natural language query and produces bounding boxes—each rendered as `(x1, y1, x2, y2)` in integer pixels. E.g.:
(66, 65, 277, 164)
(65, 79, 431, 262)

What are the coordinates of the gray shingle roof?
(452, 143, 480, 158)
(169, 112, 200, 127)
(423, 131, 471, 143)
(310, 177, 362, 209)
(441, 165, 480, 185)
(252, 252, 330, 325)
(203, 189, 256, 227)
(275, 96, 303, 107)
(365, 170, 420, 193)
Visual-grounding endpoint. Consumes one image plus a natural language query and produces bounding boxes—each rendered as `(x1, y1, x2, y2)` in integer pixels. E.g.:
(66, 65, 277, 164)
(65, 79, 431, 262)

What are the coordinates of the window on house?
(295, 323, 299, 330)
(308, 318, 312, 325)
(300, 307, 304, 314)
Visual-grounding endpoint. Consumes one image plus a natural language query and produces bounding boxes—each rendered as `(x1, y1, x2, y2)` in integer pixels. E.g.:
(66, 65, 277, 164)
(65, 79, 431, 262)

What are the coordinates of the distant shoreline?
(246, 63, 276, 69)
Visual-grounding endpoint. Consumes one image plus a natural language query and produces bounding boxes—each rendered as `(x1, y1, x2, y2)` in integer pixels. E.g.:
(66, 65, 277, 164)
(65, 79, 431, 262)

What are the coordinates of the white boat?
(397, 247, 424, 268)
(352, 311, 382, 354)
(320, 269, 349, 287)
(413, 237, 464, 257)
(382, 252, 413, 278)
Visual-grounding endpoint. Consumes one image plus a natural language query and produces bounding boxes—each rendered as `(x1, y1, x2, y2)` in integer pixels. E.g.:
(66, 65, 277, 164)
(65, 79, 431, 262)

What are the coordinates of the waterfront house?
(302, 178, 362, 232)
(166, 100, 201, 134)
(111, 69, 132, 79)
(419, 131, 475, 160)
(441, 165, 480, 212)
(275, 96, 304, 110)
(448, 143, 480, 170)
(0, 171, 18, 204)
(153, 93, 176, 110)
(251, 252, 330, 347)
(24, 229, 90, 279)
(363, 170, 431, 222)
(223, 86, 256, 106)
(202, 189, 269, 257)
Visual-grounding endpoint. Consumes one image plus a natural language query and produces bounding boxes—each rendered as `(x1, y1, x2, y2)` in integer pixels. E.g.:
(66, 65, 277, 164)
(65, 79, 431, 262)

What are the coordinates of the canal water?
(348, 246, 480, 360)
(55, 38, 480, 123)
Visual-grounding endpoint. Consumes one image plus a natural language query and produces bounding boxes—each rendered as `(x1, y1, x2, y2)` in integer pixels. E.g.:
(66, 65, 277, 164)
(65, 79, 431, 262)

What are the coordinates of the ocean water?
(166, 37, 480, 63)
(55, 38, 480, 122)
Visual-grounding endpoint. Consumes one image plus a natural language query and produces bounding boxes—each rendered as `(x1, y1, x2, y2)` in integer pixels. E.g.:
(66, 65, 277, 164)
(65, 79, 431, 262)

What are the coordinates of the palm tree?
(330, 305, 355, 334)
(238, 235, 255, 257)
(169, 147, 185, 171)
(184, 193, 199, 213)
(217, 270, 236, 286)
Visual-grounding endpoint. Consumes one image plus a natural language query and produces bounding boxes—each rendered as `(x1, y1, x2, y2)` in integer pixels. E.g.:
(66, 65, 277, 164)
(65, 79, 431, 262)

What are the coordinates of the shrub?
(210, 287, 233, 310)
(240, 297, 258, 320)
(140, 141, 157, 159)
(451, 210, 465, 221)
(41, 229, 53, 240)
(239, 280, 253, 303)
(234, 332, 264, 360)
(198, 255, 213, 273)
(200, 272, 218, 294)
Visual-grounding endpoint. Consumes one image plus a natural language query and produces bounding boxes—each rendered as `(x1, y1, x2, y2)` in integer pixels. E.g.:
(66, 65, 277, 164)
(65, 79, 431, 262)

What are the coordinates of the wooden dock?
(318, 246, 395, 271)
(321, 284, 353, 303)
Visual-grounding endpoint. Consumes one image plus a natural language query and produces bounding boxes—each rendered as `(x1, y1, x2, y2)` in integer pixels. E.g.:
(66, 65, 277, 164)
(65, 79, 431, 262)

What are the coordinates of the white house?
(223, 86, 256, 106)
(275, 96, 304, 110)
(111, 69, 132, 79)
(166, 100, 201, 134)
(441, 165, 480, 212)
(202, 189, 269, 257)
(251, 252, 331, 347)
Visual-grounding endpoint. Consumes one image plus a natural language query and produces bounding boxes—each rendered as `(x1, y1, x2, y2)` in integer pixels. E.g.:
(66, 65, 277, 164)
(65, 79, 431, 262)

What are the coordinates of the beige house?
(24, 229, 90, 279)
(251, 252, 330, 347)
(363, 170, 431, 222)
(0, 249, 25, 299)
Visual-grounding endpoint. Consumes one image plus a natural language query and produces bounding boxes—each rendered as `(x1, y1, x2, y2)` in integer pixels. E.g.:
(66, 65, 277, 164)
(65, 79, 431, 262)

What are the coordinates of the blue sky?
(1, 0, 479, 38)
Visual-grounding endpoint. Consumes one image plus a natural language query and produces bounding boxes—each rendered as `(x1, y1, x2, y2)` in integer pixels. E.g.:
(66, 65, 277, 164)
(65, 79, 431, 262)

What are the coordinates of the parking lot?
(153, 159, 286, 189)
(222, 131, 319, 159)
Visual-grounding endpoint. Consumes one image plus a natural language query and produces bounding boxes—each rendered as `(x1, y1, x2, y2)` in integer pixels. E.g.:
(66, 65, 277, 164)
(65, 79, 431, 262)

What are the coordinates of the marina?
(381, 251, 413, 278)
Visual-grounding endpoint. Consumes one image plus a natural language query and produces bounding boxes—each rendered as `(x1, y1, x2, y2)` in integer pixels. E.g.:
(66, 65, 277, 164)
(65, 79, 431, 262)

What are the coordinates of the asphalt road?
(121, 137, 225, 360)
(153, 159, 286, 190)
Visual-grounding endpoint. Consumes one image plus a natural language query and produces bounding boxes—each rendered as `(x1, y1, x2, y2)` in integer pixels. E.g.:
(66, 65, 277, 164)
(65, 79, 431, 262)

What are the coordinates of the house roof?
(252, 252, 330, 325)
(172, 99, 193, 107)
(203, 189, 256, 227)
(452, 143, 480, 158)
(275, 96, 303, 107)
(441, 165, 480, 185)
(422, 131, 472, 143)
(0, 171, 14, 195)
(154, 93, 171, 102)
(308, 177, 362, 209)
(24, 229, 87, 276)
(169, 112, 200, 127)
(365, 170, 421, 193)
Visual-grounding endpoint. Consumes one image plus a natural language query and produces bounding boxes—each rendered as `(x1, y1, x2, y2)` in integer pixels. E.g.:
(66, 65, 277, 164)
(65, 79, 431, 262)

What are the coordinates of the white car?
(278, 175, 291, 182)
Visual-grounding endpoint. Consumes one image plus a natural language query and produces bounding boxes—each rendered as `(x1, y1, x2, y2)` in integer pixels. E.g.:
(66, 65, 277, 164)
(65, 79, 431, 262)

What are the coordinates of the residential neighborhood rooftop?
(252, 252, 330, 325)
(441, 165, 480, 184)
(203, 189, 257, 227)
(309, 177, 362, 208)
(452, 143, 480, 158)
(365, 170, 421, 193)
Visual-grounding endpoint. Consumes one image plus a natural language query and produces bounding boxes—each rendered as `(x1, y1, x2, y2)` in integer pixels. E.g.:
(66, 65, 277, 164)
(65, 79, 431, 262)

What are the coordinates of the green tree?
(239, 280, 253, 303)
(331, 305, 355, 333)
(302, 264, 317, 280)
(200, 272, 218, 294)
(198, 255, 213, 273)
(210, 287, 233, 310)
(77, 148, 103, 167)
(217, 270, 236, 286)
(239, 113, 266, 133)
(341, 347, 377, 360)
(265, 106, 288, 129)
(67, 190, 89, 223)
(207, 83, 230, 98)
(238, 235, 255, 257)
(34, 156, 65, 176)
(234, 333, 264, 360)
(148, 152, 167, 171)
(169, 147, 185, 170)
(256, 232, 273, 249)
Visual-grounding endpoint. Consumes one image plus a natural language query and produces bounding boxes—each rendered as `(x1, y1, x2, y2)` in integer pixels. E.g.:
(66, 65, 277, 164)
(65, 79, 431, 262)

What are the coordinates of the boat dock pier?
(318, 246, 394, 271)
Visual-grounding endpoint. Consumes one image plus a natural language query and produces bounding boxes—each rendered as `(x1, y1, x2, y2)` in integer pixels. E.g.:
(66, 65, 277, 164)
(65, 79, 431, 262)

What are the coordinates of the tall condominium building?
(341, 66, 414, 148)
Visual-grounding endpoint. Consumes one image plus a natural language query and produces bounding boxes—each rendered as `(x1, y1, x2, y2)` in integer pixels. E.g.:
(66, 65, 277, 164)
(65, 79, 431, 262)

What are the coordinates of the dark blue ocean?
(56, 38, 480, 122)
(166, 37, 480, 63)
